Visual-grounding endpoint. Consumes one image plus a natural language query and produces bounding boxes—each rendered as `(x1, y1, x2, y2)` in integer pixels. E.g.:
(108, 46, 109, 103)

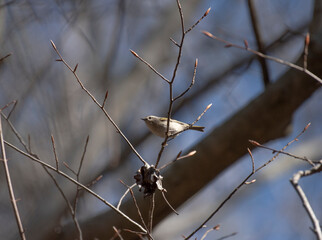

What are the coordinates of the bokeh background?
(0, 0, 321, 239)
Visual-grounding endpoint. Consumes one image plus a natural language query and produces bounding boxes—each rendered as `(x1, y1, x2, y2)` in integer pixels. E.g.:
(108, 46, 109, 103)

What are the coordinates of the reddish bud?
(130, 49, 139, 57)
(50, 40, 57, 50)
(305, 33, 310, 46)
(202, 31, 214, 38)
(304, 122, 311, 131)
(244, 40, 249, 49)
(249, 140, 260, 146)
(213, 225, 220, 230)
(204, 8, 211, 16)
(73, 63, 78, 73)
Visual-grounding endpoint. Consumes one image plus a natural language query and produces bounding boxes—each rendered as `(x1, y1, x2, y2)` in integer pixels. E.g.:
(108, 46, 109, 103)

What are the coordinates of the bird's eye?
(148, 116, 152, 120)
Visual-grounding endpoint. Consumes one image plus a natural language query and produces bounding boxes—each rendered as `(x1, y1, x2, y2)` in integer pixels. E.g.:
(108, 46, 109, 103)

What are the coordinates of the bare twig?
(121, 181, 147, 229)
(0, 53, 11, 62)
(161, 191, 178, 215)
(0, 117, 26, 240)
(117, 183, 136, 210)
(112, 226, 124, 240)
(131, 1, 210, 170)
(159, 150, 196, 170)
(86, 174, 103, 188)
(0, 100, 17, 118)
(63, 161, 78, 176)
(77, 135, 89, 177)
(200, 225, 220, 240)
(250, 122, 312, 172)
(185, 128, 307, 240)
(102, 90, 109, 109)
(184, 148, 255, 239)
(0, 112, 29, 153)
(185, 8, 211, 34)
(154, 0, 187, 169)
(166, 103, 212, 139)
(203, 31, 322, 84)
(73, 135, 90, 214)
(249, 141, 316, 166)
(190, 103, 212, 127)
(247, 0, 270, 87)
(50, 40, 147, 166)
(4, 140, 147, 233)
(148, 194, 155, 233)
(42, 166, 83, 240)
(173, 59, 198, 101)
(130, 50, 169, 83)
(169, 37, 180, 47)
(290, 162, 322, 239)
(7, 100, 18, 120)
(51, 135, 59, 170)
(120, 181, 154, 239)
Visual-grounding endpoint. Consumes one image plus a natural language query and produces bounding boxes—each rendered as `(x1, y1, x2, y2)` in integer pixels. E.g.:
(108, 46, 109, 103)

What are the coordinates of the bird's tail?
(190, 125, 205, 132)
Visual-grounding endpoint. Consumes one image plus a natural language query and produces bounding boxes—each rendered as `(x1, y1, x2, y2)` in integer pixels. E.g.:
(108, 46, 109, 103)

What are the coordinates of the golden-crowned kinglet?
(141, 115, 204, 138)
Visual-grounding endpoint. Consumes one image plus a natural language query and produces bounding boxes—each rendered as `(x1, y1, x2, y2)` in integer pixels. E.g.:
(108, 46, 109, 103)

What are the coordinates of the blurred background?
(0, 0, 321, 239)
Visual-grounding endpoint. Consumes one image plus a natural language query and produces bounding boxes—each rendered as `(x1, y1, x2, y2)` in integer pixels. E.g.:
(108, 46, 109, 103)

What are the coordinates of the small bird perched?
(141, 115, 204, 138)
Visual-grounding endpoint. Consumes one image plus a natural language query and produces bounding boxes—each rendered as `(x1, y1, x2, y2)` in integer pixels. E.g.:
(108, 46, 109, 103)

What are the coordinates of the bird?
(141, 115, 204, 138)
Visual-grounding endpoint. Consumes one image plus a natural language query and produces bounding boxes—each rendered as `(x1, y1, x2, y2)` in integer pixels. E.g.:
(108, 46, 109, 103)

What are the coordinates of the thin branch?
(51, 135, 59, 170)
(156, 0, 187, 169)
(63, 161, 78, 176)
(0, 117, 26, 240)
(251, 122, 311, 172)
(290, 162, 322, 239)
(184, 149, 256, 239)
(0, 53, 11, 62)
(42, 166, 83, 240)
(102, 89, 109, 109)
(112, 226, 124, 240)
(173, 58, 198, 101)
(77, 135, 89, 177)
(185, 7, 211, 34)
(73, 135, 90, 214)
(247, 0, 270, 87)
(148, 194, 155, 233)
(159, 150, 196, 170)
(0, 100, 17, 117)
(117, 183, 136, 210)
(7, 100, 18, 120)
(4, 140, 147, 234)
(161, 191, 178, 215)
(120, 181, 148, 230)
(169, 37, 180, 47)
(0, 112, 29, 153)
(130, 50, 170, 83)
(186, 130, 307, 240)
(50, 40, 147, 166)
(190, 103, 212, 126)
(119, 181, 154, 239)
(200, 225, 219, 240)
(203, 31, 322, 84)
(249, 141, 316, 166)
(167, 103, 212, 139)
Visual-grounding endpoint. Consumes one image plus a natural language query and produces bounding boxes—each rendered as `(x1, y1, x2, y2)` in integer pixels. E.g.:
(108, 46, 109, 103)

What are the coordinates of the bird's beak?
(141, 117, 146, 121)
